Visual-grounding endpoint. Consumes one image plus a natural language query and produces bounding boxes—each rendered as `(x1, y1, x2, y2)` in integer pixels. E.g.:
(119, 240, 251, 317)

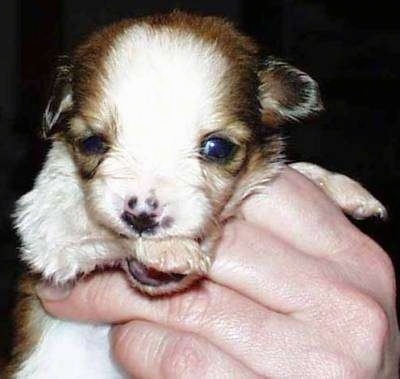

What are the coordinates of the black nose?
(122, 211, 158, 234)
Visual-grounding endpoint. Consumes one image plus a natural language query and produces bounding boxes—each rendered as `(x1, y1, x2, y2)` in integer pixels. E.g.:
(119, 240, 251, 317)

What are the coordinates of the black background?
(1, 0, 399, 365)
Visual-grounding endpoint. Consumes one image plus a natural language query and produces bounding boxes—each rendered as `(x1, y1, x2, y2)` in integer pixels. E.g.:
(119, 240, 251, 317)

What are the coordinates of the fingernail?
(36, 281, 72, 301)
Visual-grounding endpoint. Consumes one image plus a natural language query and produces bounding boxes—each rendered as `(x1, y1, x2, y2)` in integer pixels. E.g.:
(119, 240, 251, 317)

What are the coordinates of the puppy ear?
(42, 59, 73, 138)
(258, 57, 324, 126)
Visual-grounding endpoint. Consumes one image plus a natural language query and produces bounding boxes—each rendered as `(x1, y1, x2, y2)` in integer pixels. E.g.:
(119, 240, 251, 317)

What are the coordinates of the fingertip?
(36, 281, 73, 302)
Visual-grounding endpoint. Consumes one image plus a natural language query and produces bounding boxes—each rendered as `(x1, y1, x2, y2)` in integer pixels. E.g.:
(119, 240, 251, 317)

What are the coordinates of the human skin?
(37, 167, 400, 378)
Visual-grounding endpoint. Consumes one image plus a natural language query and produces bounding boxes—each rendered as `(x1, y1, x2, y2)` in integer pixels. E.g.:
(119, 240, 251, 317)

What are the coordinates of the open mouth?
(125, 258, 186, 287)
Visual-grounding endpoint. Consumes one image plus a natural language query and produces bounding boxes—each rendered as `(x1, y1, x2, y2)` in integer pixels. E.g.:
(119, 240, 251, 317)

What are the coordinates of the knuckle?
(166, 285, 214, 327)
(373, 246, 396, 280)
(111, 325, 135, 366)
(360, 298, 390, 352)
(160, 335, 207, 379)
(346, 291, 389, 357)
(356, 235, 396, 294)
(370, 249, 396, 297)
(111, 323, 156, 373)
(323, 281, 389, 369)
(330, 355, 359, 378)
(312, 351, 359, 378)
(82, 276, 113, 317)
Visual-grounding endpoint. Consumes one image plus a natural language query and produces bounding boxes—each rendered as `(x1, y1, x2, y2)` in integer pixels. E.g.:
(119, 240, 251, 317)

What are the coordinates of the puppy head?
(41, 12, 322, 291)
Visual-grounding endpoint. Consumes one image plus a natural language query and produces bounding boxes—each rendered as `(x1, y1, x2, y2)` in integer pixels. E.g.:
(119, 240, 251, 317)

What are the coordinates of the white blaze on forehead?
(103, 25, 228, 175)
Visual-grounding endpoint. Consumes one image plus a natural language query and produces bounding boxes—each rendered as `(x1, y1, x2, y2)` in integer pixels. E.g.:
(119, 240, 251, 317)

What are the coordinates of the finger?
(111, 320, 260, 379)
(38, 271, 340, 376)
(237, 167, 395, 306)
(38, 217, 346, 317)
(39, 218, 341, 318)
(241, 166, 366, 258)
(210, 219, 339, 313)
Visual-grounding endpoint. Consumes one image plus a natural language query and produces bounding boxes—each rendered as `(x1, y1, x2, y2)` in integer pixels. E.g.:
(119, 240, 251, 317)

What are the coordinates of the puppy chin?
(120, 236, 211, 295)
(122, 258, 201, 295)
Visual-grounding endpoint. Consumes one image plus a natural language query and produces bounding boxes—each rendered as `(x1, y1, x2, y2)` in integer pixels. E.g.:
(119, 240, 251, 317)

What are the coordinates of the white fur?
(82, 26, 231, 240)
(14, 317, 126, 379)
(107, 26, 227, 140)
(14, 142, 133, 283)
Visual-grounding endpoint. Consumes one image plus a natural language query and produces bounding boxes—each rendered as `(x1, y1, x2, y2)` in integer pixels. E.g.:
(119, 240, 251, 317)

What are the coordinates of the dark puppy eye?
(80, 135, 108, 155)
(200, 136, 237, 162)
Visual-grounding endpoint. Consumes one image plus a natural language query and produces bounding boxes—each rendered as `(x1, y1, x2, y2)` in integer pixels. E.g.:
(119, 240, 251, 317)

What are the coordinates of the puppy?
(6, 12, 386, 378)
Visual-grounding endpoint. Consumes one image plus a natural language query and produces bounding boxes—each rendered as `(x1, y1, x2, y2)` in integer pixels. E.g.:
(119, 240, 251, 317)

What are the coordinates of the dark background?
(1, 0, 399, 366)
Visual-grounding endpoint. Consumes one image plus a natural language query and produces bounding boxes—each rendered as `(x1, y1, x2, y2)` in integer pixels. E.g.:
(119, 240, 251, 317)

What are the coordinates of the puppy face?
(68, 28, 250, 241)
(35, 12, 322, 290)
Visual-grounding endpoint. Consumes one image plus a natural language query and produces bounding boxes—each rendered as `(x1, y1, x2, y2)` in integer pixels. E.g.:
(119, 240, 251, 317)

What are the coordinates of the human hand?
(37, 167, 400, 378)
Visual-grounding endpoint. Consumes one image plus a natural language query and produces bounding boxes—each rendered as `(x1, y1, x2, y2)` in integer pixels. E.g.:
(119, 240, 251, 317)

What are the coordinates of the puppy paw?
(348, 198, 387, 220)
(290, 162, 387, 220)
(135, 238, 211, 275)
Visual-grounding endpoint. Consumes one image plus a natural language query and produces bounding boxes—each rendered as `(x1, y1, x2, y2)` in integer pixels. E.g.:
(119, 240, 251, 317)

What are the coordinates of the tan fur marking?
(4, 275, 45, 378)
(54, 12, 267, 181)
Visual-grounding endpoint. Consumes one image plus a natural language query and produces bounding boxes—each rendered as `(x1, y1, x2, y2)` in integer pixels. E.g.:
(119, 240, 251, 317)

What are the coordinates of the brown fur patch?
(71, 12, 261, 119)
(221, 133, 285, 218)
(258, 58, 324, 126)
(4, 275, 47, 378)
(49, 13, 319, 182)
(44, 12, 278, 182)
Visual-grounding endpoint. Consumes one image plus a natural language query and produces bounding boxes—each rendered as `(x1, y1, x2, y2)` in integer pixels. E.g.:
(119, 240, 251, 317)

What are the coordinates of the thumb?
(36, 281, 73, 302)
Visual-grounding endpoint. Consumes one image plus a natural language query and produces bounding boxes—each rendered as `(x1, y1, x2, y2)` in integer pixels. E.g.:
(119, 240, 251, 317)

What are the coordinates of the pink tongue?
(127, 259, 185, 287)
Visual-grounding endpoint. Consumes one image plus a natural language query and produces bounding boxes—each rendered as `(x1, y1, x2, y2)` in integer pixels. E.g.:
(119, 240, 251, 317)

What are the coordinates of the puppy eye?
(200, 136, 237, 162)
(79, 135, 108, 155)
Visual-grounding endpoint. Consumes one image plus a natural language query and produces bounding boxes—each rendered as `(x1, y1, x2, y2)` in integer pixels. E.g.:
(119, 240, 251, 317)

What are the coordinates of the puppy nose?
(145, 196, 159, 210)
(122, 211, 158, 234)
(126, 196, 159, 211)
(127, 196, 138, 210)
